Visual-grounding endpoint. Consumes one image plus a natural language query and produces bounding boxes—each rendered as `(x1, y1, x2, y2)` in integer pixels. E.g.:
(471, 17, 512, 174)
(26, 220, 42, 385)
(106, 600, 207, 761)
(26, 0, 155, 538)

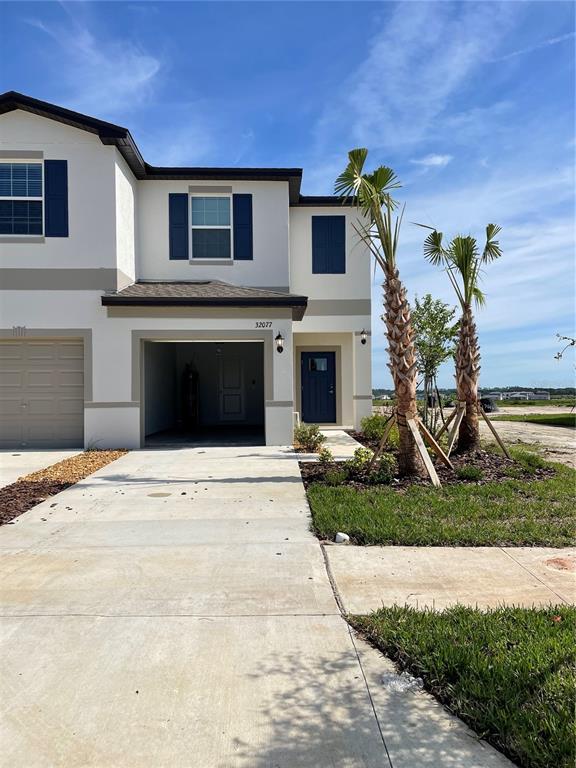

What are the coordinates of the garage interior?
(143, 341, 265, 446)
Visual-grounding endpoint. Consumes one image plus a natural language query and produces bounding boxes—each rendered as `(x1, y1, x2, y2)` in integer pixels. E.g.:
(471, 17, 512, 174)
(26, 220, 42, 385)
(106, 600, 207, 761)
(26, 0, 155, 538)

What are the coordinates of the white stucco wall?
(0, 111, 117, 269)
(114, 150, 137, 282)
(289, 206, 371, 299)
(137, 180, 290, 287)
(0, 290, 294, 447)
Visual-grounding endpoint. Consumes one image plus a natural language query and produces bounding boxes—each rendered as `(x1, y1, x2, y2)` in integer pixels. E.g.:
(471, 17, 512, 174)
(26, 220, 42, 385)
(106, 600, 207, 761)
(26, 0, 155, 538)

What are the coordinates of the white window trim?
(0, 159, 44, 237)
(189, 192, 234, 262)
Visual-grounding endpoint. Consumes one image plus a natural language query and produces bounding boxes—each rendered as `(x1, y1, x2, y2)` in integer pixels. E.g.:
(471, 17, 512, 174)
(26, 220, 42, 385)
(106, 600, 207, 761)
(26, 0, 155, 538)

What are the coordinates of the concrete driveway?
(0, 449, 78, 489)
(0, 447, 512, 768)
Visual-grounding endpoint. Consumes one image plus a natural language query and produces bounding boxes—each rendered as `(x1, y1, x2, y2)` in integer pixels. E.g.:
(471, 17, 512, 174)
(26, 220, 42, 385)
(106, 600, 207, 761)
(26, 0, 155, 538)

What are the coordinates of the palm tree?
(421, 224, 502, 451)
(335, 149, 425, 477)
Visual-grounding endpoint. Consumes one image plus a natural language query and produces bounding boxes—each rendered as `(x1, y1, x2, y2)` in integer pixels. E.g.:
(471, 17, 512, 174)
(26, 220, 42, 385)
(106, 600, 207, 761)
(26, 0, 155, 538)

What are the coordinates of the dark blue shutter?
(169, 193, 189, 260)
(233, 194, 253, 260)
(312, 216, 345, 274)
(44, 160, 68, 237)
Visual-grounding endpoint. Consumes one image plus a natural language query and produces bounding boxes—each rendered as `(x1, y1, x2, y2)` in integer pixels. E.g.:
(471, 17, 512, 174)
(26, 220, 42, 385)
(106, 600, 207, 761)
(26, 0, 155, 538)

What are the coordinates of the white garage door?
(0, 339, 84, 448)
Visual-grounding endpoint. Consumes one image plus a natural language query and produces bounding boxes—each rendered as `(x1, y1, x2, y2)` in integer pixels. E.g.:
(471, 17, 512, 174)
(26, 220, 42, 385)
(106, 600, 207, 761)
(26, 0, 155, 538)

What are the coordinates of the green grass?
(307, 454, 575, 546)
(492, 413, 576, 428)
(351, 605, 576, 768)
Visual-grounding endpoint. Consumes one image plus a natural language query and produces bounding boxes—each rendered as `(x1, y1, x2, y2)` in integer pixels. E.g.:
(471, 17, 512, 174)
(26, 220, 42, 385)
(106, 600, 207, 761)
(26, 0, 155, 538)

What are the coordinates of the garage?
(0, 338, 84, 448)
(143, 340, 265, 446)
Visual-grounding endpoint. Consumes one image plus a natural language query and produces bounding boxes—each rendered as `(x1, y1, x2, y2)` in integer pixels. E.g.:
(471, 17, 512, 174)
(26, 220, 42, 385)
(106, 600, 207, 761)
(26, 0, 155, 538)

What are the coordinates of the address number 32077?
(255, 321, 273, 328)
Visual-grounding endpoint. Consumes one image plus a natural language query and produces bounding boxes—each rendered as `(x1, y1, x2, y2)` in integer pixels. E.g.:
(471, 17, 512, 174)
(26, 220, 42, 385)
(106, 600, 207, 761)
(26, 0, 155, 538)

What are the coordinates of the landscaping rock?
(334, 532, 350, 544)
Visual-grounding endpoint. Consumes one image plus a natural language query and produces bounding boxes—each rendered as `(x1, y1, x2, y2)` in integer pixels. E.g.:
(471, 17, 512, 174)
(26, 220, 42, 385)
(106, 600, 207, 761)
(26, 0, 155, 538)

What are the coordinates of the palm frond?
(472, 285, 486, 307)
(422, 230, 445, 266)
(482, 223, 502, 263)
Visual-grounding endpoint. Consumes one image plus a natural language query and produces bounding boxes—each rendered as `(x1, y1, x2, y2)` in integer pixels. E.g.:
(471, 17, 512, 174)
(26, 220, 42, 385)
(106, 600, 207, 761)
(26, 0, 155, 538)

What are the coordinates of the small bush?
(345, 446, 375, 472)
(360, 414, 389, 441)
(367, 452, 397, 485)
(318, 446, 334, 466)
(325, 468, 348, 486)
(456, 465, 484, 482)
(344, 447, 397, 485)
(294, 423, 326, 452)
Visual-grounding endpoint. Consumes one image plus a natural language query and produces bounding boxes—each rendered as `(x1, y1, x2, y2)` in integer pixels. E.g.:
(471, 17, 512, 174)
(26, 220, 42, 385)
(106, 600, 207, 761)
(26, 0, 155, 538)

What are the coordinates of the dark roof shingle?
(102, 280, 308, 320)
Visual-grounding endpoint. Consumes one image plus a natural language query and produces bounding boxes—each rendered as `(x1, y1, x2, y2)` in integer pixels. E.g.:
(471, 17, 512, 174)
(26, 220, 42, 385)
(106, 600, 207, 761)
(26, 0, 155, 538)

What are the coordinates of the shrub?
(456, 465, 483, 482)
(294, 423, 326, 452)
(325, 468, 348, 486)
(360, 414, 389, 441)
(345, 447, 397, 485)
(318, 446, 334, 466)
(345, 446, 375, 472)
(367, 452, 397, 484)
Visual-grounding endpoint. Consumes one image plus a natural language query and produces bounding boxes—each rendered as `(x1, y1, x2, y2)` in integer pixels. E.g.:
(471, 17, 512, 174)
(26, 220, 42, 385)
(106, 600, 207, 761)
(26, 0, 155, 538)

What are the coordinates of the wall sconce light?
(360, 329, 368, 345)
(275, 332, 285, 354)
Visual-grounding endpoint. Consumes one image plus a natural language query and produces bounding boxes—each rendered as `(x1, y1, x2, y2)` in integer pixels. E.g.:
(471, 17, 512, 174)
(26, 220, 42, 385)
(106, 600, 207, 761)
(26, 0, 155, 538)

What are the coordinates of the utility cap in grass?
(334, 532, 350, 543)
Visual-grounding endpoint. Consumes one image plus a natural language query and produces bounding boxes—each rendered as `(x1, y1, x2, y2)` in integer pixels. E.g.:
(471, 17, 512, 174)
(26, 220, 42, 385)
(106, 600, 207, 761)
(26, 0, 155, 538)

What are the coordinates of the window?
(190, 196, 232, 259)
(0, 163, 43, 235)
(309, 357, 328, 372)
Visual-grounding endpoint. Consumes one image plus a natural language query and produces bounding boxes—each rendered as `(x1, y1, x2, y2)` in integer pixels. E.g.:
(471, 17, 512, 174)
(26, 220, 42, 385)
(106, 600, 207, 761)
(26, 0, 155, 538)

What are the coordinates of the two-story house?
(0, 92, 372, 449)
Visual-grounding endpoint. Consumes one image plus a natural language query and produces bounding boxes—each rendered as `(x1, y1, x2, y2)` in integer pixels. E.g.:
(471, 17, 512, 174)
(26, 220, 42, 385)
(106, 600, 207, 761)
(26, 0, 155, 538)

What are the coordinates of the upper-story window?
(191, 195, 232, 259)
(0, 162, 43, 235)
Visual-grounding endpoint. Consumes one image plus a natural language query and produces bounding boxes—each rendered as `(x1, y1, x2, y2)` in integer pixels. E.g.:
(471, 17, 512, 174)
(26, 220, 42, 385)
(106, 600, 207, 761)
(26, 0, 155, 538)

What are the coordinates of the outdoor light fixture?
(360, 329, 368, 345)
(275, 332, 284, 354)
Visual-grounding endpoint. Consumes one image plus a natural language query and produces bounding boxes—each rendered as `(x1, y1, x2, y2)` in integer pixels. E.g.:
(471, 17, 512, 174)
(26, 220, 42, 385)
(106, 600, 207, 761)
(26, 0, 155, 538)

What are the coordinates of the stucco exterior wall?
(114, 150, 137, 284)
(288, 206, 371, 300)
(0, 290, 295, 447)
(0, 111, 117, 270)
(137, 180, 290, 287)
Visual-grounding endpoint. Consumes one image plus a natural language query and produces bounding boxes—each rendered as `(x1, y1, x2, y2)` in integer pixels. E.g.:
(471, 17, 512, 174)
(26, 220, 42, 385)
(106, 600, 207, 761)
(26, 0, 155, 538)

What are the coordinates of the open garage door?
(0, 339, 84, 448)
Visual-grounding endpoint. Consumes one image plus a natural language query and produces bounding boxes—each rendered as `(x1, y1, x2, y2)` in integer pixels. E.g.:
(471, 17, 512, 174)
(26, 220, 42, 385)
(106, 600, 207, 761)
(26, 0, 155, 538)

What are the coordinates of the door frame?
(295, 345, 342, 425)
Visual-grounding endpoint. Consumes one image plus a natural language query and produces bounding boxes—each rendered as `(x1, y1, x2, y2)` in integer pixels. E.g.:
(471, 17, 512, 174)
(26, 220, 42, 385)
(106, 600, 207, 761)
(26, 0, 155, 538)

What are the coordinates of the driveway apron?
(0, 446, 512, 767)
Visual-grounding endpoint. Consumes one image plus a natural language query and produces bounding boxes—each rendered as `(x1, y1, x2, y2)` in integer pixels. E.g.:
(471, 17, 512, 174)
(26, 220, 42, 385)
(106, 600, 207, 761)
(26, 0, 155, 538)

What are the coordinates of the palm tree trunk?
(455, 304, 481, 450)
(383, 264, 426, 476)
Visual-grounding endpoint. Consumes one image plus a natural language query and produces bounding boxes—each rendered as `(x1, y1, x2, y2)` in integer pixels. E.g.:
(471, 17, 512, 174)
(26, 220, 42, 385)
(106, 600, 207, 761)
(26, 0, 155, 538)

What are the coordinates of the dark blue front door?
(301, 352, 336, 423)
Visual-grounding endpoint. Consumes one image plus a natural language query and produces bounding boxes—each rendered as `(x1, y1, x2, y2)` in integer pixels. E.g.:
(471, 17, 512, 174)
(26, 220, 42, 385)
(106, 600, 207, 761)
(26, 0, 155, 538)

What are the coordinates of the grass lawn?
(351, 605, 576, 768)
(306, 452, 575, 546)
(492, 412, 576, 428)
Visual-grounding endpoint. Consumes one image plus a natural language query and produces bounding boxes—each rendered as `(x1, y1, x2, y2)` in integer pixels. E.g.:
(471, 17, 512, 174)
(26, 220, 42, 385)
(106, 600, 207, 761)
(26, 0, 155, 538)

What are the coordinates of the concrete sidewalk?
(0, 446, 512, 767)
(326, 545, 576, 613)
(0, 449, 78, 489)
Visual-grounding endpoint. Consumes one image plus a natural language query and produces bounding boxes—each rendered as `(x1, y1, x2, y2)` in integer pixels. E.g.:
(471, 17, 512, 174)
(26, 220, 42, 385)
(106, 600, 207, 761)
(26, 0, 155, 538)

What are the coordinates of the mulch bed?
(0, 450, 127, 526)
(299, 445, 554, 490)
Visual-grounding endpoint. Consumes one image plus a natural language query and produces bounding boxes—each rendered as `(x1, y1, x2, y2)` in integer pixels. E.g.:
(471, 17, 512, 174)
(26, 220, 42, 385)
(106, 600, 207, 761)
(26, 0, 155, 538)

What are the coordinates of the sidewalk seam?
(499, 547, 567, 604)
(320, 542, 394, 768)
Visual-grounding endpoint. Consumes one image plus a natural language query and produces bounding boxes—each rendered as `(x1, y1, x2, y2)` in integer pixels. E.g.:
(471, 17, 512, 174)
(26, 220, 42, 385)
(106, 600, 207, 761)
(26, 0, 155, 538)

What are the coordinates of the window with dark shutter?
(44, 160, 69, 237)
(233, 193, 253, 260)
(312, 216, 345, 274)
(169, 193, 189, 260)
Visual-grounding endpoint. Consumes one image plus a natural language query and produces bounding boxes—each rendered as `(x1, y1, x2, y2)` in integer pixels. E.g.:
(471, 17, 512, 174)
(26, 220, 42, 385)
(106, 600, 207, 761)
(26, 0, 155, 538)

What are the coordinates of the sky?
(1, 0, 574, 388)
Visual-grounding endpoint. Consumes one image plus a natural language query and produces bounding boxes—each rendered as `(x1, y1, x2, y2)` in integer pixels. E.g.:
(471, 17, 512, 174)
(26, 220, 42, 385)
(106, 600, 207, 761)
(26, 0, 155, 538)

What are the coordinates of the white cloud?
(491, 31, 575, 62)
(411, 154, 453, 168)
(315, 2, 517, 152)
(26, 11, 161, 118)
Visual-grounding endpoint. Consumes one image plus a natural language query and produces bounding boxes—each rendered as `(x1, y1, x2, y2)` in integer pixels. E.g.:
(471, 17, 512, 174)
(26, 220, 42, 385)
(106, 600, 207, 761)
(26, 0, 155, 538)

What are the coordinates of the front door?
(301, 351, 336, 423)
(219, 355, 245, 421)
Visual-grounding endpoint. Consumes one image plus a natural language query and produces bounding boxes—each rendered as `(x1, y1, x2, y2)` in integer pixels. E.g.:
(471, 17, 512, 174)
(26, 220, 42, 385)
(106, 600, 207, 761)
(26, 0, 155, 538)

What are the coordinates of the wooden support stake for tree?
(407, 417, 441, 487)
(446, 404, 465, 457)
(436, 405, 458, 440)
(369, 411, 396, 468)
(479, 408, 511, 459)
(417, 420, 454, 469)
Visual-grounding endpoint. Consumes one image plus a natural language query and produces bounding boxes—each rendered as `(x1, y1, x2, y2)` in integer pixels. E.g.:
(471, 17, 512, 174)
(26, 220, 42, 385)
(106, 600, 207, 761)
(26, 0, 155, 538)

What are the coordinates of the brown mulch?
(299, 445, 554, 490)
(0, 450, 127, 526)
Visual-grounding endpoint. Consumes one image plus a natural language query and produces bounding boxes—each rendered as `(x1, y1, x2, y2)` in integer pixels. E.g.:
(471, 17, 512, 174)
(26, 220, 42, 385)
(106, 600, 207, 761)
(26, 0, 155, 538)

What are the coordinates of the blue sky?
(1, 1, 574, 388)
